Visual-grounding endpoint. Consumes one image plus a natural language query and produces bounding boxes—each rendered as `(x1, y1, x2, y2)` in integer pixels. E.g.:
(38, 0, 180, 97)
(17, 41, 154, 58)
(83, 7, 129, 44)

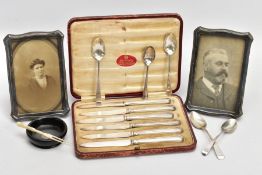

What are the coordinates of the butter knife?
(77, 98, 171, 108)
(81, 128, 183, 139)
(80, 120, 181, 131)
(80, 136, 184, 147)
(79, 105, 176, 116)
(77, 113, 175, 124)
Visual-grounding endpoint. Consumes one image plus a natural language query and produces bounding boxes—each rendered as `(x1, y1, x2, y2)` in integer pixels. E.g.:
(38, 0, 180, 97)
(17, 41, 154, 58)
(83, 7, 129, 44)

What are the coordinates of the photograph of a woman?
(4, 31, 69, 120)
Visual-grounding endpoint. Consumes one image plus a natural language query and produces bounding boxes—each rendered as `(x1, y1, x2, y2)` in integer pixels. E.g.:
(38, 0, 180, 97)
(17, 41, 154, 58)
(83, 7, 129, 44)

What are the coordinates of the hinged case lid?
(68, 13, 183, 99)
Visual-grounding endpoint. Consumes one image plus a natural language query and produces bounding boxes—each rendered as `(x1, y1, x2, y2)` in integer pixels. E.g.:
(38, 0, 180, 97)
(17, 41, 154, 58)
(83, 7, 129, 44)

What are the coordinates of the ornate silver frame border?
(4, 30, 70, 121)
(185, 27, 253, 118)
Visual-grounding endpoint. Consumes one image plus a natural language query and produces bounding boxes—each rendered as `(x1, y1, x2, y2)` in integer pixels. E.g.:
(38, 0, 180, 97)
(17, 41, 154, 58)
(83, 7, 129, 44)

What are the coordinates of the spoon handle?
(96, 61, 102, 104)
(213, 141, 225, 160)
(143, 66, 149, 99)
(204, 128, 225, 160)
(166, 55, 172, 96)
(202, 131, 222, 156)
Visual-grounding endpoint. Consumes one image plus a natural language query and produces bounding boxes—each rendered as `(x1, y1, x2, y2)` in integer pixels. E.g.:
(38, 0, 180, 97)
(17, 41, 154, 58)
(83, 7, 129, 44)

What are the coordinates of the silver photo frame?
(185, 27, 253, 118)
(4, 31, 70, 120)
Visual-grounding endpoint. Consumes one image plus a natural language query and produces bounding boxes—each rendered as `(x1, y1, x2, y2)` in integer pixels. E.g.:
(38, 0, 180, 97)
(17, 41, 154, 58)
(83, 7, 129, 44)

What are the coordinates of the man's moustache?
(216, 71, 228, 77)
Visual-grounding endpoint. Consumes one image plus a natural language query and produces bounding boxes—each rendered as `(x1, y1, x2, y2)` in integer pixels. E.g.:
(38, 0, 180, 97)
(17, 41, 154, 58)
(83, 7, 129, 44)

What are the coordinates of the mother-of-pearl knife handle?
(79, 108, 127, 116)
(129, 105, 176, 113)
(77, 115, 125, 124)
(135, 128, 182, 135)
(133, 120, 180, 127)
(125, 98, 171, 106)
(77, 102, 125, 109)
(133, 136, 184, 144)
(126, 113, 174, 120)
(80, 123, 131, 131)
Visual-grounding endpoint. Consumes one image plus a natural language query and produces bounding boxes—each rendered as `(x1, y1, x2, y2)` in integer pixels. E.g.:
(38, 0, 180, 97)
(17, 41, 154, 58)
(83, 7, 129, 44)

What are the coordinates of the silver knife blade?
(81, 128, 183, 139)
(80, 136, 184, 148)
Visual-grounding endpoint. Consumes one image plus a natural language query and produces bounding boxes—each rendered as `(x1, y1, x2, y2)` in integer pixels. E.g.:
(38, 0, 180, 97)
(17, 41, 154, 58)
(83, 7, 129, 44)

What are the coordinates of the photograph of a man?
(191, 48, 238, 111)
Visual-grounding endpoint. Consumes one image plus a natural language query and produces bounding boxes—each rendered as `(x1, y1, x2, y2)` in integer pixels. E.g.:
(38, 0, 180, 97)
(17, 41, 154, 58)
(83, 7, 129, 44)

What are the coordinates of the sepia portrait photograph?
(186, 27, 253, 118)
(4, 31, 69, 120)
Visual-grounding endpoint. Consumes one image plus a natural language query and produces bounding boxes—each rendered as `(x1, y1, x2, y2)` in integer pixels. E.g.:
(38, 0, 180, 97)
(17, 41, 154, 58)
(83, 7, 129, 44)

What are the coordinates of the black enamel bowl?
(26, 117, 67, 149)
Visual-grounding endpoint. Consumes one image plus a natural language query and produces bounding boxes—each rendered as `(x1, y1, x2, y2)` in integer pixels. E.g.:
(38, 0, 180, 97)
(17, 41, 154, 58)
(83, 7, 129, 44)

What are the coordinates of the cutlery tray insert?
(72, 96, 196, 159)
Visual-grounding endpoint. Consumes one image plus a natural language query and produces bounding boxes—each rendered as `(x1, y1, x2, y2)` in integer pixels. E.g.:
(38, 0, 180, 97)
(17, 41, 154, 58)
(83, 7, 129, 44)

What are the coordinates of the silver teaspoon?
(91, 37, 105, 105)
(164, 33, 176, 96)
(143, 46, 155, 99)
(189, 111, 225, 160)
(202, 118, 237, 156)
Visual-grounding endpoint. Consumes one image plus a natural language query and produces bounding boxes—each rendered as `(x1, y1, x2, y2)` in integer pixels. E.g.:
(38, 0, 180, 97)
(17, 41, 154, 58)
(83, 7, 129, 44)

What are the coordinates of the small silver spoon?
(91, 37, 105, 105)
(143, 46, 155, 99)
(202, 118, 237, 156)
(189, 111, 225, 160)
(164, 33, 176, 96)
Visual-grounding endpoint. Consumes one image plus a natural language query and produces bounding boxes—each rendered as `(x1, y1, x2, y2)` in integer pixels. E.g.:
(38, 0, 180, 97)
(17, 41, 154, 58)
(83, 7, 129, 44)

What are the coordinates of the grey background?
(0, 0, 261, 175)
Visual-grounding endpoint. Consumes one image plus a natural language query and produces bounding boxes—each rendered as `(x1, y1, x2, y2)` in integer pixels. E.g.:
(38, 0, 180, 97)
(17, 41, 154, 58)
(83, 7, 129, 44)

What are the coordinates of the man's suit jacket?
(191, 78, 238, 111)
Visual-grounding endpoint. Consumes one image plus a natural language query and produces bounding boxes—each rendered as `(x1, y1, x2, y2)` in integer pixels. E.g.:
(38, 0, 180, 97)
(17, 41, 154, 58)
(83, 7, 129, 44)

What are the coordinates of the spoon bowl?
(221, 119, 237, 133)
(143, 46, 155, 99)
(92, 37, 105, 61)
(143, 46, 155, 66)
(164, 33, 176, 56)
(189, 111, 207, 129)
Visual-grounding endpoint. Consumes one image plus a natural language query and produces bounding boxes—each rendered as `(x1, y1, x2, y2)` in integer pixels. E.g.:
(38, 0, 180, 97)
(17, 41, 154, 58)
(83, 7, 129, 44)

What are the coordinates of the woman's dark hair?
(30, 58, 45, 69)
